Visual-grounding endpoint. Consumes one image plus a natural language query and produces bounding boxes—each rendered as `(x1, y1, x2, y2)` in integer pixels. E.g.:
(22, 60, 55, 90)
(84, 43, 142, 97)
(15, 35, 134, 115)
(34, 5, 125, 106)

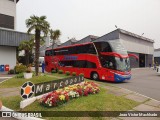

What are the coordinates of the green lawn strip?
(0, 75, 57, 88)
(0, 87, 139, 120)
(0, 96, 22, 110)
(46, 73, 72, 78)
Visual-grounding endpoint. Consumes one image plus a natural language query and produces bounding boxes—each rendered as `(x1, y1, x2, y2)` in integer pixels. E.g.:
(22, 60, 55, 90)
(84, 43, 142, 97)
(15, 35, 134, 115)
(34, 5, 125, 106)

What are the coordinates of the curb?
(117, 86, 160, 102)
(0, 78, 11, 84)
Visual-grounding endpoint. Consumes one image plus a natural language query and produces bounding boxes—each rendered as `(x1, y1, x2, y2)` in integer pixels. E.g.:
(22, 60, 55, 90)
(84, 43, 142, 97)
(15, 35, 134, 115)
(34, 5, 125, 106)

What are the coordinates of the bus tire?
(91, 72, 99, 81)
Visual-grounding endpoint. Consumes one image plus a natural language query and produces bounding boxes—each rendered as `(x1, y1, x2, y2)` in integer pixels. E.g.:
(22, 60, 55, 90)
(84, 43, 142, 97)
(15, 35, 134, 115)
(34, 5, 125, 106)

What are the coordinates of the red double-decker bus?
(45, 39, 138, 82)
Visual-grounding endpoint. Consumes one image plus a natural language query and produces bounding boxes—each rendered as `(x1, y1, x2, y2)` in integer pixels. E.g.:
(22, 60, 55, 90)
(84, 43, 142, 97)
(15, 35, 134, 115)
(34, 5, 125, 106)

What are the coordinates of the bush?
(15, 64, 27, 73)
(79, 73, 84, 76)
(8, 69, 15, 74)
(65, 71, 70, 76)
(25, 67, 32, 73)
(15, 73, 24, 78)
(32, 72, 36, 76)
(72, 72, 76, 76)
(51, 70, 57, 73)
(58, 70, 63, 74)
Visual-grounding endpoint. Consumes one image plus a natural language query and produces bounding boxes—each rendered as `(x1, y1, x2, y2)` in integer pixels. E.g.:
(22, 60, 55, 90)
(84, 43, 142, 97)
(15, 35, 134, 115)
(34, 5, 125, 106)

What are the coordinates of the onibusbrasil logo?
(21, 81, 35, 99)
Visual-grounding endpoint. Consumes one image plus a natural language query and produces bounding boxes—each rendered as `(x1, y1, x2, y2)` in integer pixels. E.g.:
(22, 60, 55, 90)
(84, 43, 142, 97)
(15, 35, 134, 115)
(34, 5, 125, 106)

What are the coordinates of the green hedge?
(79, 73, 84, 76)
(14, 64, 27, 73)
(58, 70, 63, 74)
(72, 72, 76, 76)
(65, 71, 70, 76)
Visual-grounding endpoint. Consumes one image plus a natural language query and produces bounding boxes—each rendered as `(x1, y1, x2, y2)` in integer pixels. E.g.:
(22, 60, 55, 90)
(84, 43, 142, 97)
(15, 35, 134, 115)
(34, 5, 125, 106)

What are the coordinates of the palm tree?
(50, 29, 61, 49)
(50, 29, 61, 70)
(19, 39, 34, 66)
(26, 15, 50, 76)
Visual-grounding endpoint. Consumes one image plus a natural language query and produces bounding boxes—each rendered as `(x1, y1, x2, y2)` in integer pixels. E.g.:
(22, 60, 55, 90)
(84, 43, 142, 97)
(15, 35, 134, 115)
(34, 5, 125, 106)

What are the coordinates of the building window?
(0, 14, 14, 29)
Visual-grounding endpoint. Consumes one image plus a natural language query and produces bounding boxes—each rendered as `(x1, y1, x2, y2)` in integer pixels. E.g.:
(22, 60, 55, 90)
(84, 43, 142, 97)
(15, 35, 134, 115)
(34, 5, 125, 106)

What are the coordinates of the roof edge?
(118, 28, 154, 43)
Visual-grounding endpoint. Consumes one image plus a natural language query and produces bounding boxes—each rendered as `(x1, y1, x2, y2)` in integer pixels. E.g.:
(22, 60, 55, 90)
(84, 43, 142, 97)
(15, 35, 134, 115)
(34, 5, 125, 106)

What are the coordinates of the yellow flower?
(59, 95, 65, 100)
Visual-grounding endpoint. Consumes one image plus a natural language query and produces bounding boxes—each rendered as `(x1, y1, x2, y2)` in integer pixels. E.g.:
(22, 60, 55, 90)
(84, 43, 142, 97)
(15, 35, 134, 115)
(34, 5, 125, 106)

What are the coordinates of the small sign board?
(34, 76, 84, 96)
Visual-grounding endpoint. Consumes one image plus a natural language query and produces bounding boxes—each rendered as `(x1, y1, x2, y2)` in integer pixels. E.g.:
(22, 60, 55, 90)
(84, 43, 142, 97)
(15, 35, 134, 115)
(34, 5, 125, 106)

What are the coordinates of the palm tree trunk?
(25, 50, 29, 66)
(35, 29, 40, 76)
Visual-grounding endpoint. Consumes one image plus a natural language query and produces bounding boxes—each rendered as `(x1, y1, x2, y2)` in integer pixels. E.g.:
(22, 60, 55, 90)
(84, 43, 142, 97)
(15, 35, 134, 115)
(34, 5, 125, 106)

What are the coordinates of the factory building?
(0, 0, 31, 69)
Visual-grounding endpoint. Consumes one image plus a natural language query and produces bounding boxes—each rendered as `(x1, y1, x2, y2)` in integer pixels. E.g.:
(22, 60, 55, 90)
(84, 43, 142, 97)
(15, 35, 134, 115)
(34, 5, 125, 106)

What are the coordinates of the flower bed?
(40, 81, 100, 107)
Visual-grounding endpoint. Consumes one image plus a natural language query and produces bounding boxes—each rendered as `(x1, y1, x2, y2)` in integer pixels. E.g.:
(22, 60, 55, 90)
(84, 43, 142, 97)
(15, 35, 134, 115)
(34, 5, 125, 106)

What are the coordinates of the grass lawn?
(0, 87, 139, 120)
(0, 73, 140, 119)
(0, 73, 68, 88)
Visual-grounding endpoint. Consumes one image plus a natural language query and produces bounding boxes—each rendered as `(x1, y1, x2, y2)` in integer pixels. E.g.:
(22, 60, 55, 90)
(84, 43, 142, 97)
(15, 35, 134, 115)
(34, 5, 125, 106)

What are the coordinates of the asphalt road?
(108, 68, 160, 101)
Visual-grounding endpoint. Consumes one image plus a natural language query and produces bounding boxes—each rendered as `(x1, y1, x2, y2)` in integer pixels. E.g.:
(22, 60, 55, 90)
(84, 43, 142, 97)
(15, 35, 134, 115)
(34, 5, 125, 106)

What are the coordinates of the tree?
(50, 29, 61, 70)
(26, 15, 50, 76)
(19, 39, 34, 66)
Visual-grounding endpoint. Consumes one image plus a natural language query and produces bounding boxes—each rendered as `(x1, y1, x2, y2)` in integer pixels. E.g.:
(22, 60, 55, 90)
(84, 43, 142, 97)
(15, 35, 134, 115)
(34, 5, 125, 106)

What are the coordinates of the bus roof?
(46, 42, 93, 51)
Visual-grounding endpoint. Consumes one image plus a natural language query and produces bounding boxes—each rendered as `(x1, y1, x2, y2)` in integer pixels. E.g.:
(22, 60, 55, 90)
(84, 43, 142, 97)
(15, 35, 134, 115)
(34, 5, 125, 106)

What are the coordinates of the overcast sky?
(16, 0, 160, 48)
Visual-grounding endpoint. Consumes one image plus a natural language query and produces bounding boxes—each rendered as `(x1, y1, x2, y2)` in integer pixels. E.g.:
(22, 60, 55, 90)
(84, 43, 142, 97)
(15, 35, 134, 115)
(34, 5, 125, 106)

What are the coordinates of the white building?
(0, 0, 31, 69)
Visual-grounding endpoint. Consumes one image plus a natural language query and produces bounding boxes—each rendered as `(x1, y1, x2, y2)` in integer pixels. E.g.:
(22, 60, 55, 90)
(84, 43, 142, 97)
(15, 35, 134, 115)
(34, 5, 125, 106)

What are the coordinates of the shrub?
(15, 73, 24, 78)
(26, 67, 32, 73)
(15, 64, 27, 73)
(65, 71, 70, 76)
(32, 72, 36, 76)
(8, 69, 15, 74)
(79, 73, 84, 76)
(51, 70, 57, 73)
(58, 70, 63, 74)
(72, 72, 76, 76)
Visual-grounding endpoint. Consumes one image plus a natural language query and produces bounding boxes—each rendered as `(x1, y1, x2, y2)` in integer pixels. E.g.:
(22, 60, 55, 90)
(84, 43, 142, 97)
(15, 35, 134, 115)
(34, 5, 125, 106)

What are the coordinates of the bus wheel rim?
(93, 73, 98, 79)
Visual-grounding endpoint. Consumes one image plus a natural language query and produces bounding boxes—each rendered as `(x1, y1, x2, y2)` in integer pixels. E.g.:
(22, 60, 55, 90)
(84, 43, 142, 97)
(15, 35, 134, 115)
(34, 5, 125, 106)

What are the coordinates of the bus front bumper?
(114, 73, 131, 82)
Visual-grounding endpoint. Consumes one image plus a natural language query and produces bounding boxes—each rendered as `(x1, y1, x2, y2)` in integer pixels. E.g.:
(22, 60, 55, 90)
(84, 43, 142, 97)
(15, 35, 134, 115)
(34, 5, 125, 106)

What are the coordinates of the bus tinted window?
(76, 44, 96, 54)
(99, 55, 116, 70)
(55, 43, 97, 55)
(55, 48, 68, 55)
(94, 42, 112, 53)
(45, 50, 54, 56)
(59, 60, 97, 68)
(108, 40, 127, 55)
(86, 61, 97, 68)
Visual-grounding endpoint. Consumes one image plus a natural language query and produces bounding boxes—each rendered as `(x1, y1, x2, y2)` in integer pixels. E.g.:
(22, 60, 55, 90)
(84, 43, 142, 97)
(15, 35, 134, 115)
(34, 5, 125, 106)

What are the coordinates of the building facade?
(0, 0, 31, 69)
(154, 48, 160, 65)
(0, 0, 19, 30)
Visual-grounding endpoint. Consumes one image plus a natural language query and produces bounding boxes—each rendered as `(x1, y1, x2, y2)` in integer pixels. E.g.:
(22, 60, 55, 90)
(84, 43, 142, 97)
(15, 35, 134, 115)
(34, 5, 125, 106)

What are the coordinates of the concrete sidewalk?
(104, 85, 160, 120)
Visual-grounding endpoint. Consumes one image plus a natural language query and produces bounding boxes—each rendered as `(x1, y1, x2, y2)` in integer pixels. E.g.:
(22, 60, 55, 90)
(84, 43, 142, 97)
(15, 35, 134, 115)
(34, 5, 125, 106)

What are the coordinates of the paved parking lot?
(110, 68, 160, 101)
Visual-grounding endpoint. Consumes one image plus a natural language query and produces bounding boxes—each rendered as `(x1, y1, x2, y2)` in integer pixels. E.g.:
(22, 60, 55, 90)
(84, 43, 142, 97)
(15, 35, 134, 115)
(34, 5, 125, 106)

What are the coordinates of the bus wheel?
(91, 72, 99, 81)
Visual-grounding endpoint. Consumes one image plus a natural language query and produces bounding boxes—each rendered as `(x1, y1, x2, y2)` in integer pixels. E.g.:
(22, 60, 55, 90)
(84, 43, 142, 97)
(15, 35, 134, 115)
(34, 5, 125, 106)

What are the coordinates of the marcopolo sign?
(35, 76, 84, 96)
(21, 76, 84, 99)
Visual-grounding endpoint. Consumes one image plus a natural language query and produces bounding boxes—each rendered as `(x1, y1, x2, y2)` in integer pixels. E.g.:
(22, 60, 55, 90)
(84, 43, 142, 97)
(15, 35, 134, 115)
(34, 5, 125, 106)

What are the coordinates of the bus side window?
(86, 61, 97, 68)
(73, 60, 86, 68)
(88, 44, 97, 54)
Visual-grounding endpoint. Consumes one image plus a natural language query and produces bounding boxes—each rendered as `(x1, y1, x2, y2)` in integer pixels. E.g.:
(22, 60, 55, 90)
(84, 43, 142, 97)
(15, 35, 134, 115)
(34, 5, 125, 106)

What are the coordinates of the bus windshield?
(108, 40, 128, 55)
(115, 57, 130, 71)
(100, 55, 130, 72)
